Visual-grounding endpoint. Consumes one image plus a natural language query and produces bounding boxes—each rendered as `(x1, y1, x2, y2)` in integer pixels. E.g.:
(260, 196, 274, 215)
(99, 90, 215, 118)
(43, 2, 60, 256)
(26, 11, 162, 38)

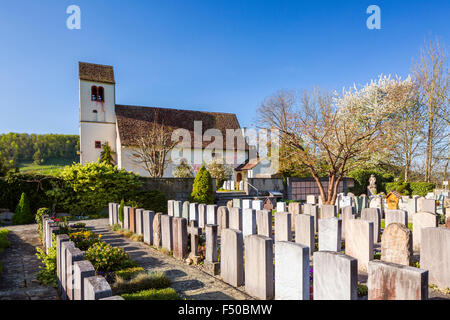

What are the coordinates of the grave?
(172, 217, 188, 260)
(142, 210, 155, 245)
(217, 206, 229, 236)
(252, 200, 264, 211)
(256, 210, 272, 238)
(73, 260, 95, 300)
(243, 199, 252, 209)
(232, 198, 242, 209)
(129, 207, 136, 233)
(303, 204, 319, 233)
(294, 214, 314, 255)
(381, 223, 412, 266)
(412, 211, 438, 251)
(220, 229, 244, 287)
(420, 227, 450, 289)
(242, 208, 257, 237)
(187, 220, 202, 263)
(204, 224, 220, 275)
(189, 203, 199, 222)
(84, 276, 112, 300)
(135, 208, 144, 235)
(182, 201, 190, 220)
(198, 204, 207, 229)
(174, 201, 182, 218)
(385, 209, 408, 228)
(318, 218, 342, 252)
(361, 208, 381, 243)
(275, 212, 292, 242)
(275, 242, 309, 300)
(66, 246, 84, 300)
(168, 200, 175, 216)
(341, 206, 355, 240)
(153, 213, 162, 248)
(276, 202, 286, 212)
(229, 207, 242, 231)
(417, 198, 436, 214)
(306, 195, 316, 204)
(161, 215, 173, 251)
(207, 205, 218, 225)
(345, 219, 373, 272)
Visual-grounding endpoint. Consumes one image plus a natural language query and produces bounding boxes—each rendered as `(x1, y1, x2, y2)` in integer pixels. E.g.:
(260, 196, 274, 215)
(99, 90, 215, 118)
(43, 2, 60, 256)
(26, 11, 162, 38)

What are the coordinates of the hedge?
(385, 181, 435, 197)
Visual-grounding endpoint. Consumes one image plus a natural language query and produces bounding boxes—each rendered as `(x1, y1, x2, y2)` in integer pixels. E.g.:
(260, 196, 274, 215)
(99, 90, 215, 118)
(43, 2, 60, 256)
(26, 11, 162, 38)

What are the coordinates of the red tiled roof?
(79, 62, 115, 84)
(115, 104, 248, 150)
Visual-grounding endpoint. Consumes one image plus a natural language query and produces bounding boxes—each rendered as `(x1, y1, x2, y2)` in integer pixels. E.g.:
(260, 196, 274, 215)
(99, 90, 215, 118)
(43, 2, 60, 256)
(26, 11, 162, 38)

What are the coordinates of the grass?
(112, 271, 172, 295)
(121, 288, 181, 300)
(0, 229, 11, 254)
(18, 158, 78, 175)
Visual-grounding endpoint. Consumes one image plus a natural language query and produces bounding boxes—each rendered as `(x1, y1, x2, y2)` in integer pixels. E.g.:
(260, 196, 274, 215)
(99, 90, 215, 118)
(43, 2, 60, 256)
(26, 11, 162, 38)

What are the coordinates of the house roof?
(235, 157, 262, 171)
(79, 62, 115, 84)
(115, 104, 249, 150)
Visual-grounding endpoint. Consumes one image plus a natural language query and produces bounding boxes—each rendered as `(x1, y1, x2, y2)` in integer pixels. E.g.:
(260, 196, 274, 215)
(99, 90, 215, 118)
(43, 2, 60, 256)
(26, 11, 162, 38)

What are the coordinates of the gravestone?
(276, 202, 286, 212)
(173, 201, 182, 218)
(73, 260, 95, 300)
(129, 207, 136, 233)
(345, 219, 374, 272)
(243, 199, 252, 209)
(275, 212, 292, 242)
(313, 251, 358, 300)
(288, 202, 301, 215)
(264, 198, 275, 211)
(66, 246, 84, 300)
(421, 227, 450, 289)
(417, 198, 436, 214)
(321, 205, 337, 219)
(161, 215, 173, 251)
(189, 203, 199, 222)
(142, 210, 155, 245)
(304, 204, 319, 233)
(306, 195, 316, 204)
(232, 198, 242, 209)
(361, 208, 381, 243)
(182, 201, 190, 220)
(385, 209, 408, 228)
(207, 205, 218, 225)
(204, 224, 220, 275)
(220, 229, 244, 287)
(56, 234, 69, 292)
(358, 195, 368, 215)
(61, 241, 75, 300)
(172, 217, 188, 260)
(242, 208, 257, 237)
(367, 260, 428, 300)
(168, 200, 175, 217)
(381, 223, 412, 266)
(187, 220, 202, 262)
(108, 203, 114, 225)
(294, 214, 314, 255)
(135, 209, 144, 235)
(123, 206, 130, 230)
(217, 206, 229, 236)
(412, 211, 438, 251)
(84, 276, 112, 300)
(152, 213, 162, 248)
(229, 207, 242, 231)
(244, 235, 274, 300)
(341, 206, 355, 240)
(198, 204, 207, 229)
(256, 210, 272, 238)
(318, 218, 342, 252)
(275, 242, 309, 300)
(239, 180, 244, 191)
(252, 200, 264, 211)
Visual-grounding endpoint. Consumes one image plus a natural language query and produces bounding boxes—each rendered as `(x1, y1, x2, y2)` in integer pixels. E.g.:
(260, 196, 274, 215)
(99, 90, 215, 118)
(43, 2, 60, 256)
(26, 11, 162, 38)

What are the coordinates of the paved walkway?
(0, 224, 59, 300)
(84, 219, 252, 300)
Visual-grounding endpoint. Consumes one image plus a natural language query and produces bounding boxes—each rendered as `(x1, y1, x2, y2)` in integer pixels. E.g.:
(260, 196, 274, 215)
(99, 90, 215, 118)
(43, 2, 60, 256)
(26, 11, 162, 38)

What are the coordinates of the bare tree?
(413, 38, 449, 182)
(131, 112, 178, 178)
(258, 77, 409, 204)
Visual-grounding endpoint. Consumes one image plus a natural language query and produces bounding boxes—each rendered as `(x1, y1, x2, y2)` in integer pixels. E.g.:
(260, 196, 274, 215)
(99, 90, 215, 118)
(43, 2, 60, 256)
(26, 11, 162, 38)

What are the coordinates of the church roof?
(115, 104, 249, 150)
(79, 62, 115, 84)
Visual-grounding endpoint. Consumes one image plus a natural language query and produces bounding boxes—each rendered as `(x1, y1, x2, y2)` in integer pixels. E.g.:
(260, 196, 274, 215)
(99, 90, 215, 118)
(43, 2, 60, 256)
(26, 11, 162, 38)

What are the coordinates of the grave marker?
(275, 212, 292, 242)
(381, 223, 412, 266)
(318, 218, 342, 252)
(161, 215, 173, 251)
(256, 210, 272, 238)
(345, 219, 373, 272)
(220, 229, 244, 287)
(294, 214, 314, 255)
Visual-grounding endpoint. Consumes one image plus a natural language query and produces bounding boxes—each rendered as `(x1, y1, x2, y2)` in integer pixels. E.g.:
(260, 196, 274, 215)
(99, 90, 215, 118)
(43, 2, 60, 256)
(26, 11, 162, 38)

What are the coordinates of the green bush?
(12, 192, 34, 225)
(35, 207, 51, 238)
(348, 169, 394, 196)
(190, 165, 214, 204)
(69, 230, 102, 251)
(121, 287, 181, 300)
(136, 189, 167, 213)
(385, 181, 410, 195)
(85, 241, 136, 272)
(46, 162, 143, 216)
(0, 229, 11, 254)
(409, 182, 435, 197)
(36, 234, 57, 287)
(112, 271, 171, 295)
(118, 199, 124, 223)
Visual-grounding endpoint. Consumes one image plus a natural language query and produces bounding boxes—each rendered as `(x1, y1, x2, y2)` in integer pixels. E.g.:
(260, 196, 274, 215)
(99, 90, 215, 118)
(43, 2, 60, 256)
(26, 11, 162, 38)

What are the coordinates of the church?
(78, 62, 270, 179)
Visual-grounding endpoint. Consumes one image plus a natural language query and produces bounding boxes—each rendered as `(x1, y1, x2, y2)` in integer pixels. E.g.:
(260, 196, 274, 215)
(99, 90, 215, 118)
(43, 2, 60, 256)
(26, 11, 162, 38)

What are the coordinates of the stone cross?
(187, 220, 202, 256)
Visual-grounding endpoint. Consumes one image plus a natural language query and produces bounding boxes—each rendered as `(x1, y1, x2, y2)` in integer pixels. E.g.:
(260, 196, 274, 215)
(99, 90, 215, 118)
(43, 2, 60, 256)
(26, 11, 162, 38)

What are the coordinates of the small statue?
(367, 174, 377, 196)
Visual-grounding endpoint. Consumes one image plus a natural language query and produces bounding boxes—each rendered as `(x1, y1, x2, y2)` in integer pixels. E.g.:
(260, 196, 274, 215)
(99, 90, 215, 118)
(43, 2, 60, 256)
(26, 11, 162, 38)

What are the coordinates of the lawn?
(18, 158, 78, 176)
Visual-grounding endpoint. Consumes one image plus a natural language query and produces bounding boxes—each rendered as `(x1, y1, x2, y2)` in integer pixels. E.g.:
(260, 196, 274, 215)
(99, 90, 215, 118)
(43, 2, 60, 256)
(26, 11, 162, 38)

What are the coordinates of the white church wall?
(79, 122, 117, 164)
(79, 80, 115, 123)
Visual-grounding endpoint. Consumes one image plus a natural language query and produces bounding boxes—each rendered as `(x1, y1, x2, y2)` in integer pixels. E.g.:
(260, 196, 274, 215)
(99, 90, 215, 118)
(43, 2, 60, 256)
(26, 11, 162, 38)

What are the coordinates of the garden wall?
(141, 178, 217, 201)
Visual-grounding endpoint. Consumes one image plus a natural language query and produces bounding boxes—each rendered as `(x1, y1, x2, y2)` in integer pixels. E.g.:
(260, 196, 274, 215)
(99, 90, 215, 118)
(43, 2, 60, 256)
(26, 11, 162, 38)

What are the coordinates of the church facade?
(78, 62, 252, 178)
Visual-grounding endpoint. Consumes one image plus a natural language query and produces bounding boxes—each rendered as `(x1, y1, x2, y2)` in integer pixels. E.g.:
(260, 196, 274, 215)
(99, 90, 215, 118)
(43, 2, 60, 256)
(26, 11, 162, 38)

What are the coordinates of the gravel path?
(84, 219, 253, 300)
(0, 224, 59, 300)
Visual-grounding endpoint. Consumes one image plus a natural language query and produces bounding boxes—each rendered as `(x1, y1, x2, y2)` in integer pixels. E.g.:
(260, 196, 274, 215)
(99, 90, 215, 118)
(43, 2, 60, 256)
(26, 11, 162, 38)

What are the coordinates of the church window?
(98, 87, 104, 102)
(91, 86, 98, 101)
(95, 141, 102, 149)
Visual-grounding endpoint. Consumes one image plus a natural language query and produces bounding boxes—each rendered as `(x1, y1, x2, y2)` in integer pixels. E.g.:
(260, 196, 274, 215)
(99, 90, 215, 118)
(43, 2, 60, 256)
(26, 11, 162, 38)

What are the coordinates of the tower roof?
(79, 62, 115, 84)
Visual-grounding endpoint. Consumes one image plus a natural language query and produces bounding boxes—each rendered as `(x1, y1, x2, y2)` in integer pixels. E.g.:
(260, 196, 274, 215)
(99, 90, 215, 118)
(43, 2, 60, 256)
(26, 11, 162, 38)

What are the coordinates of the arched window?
(98, 87, 104, 102)
(91, 86, 98, 101)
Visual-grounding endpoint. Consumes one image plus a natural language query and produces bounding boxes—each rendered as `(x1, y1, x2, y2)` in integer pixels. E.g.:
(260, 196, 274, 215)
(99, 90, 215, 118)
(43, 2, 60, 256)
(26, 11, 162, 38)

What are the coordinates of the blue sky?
(0, 0, 448, 134)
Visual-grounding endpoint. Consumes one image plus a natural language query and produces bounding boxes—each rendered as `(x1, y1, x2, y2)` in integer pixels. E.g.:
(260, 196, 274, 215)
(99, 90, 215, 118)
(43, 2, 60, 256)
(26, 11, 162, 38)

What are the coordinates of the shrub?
(357, 282, 368, 297)
(85, 241, 135, 272)
(121, 287, 180, 300)
(35, 208, 51, 238)
(348, 169, 394, 196)
(46, 162, 143, 216)
(112, 223, 122, 231)
(136, 190, 167, 214)
(173, 159, 194, 178)
(69, 230, 102, 251)
(112, 271, 171, 295)
(12, 192, 34, 225)
(385, 182, 411, 195)
(36, 234, 57, 287)
(0, 229, 11, 254)
(206, 159, 232, 189)
(118, 199, 124, 223)
(409, 182, 435, 197)
(190, 165, 214, 204)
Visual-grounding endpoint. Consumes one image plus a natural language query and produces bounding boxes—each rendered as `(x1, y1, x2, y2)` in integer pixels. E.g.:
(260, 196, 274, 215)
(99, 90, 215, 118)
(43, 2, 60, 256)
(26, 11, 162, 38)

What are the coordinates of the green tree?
(190, 165, 214, 204)
(100, 142, 115, 166)
(12, 192, 33, 225)
(206, 158, 232, 188)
